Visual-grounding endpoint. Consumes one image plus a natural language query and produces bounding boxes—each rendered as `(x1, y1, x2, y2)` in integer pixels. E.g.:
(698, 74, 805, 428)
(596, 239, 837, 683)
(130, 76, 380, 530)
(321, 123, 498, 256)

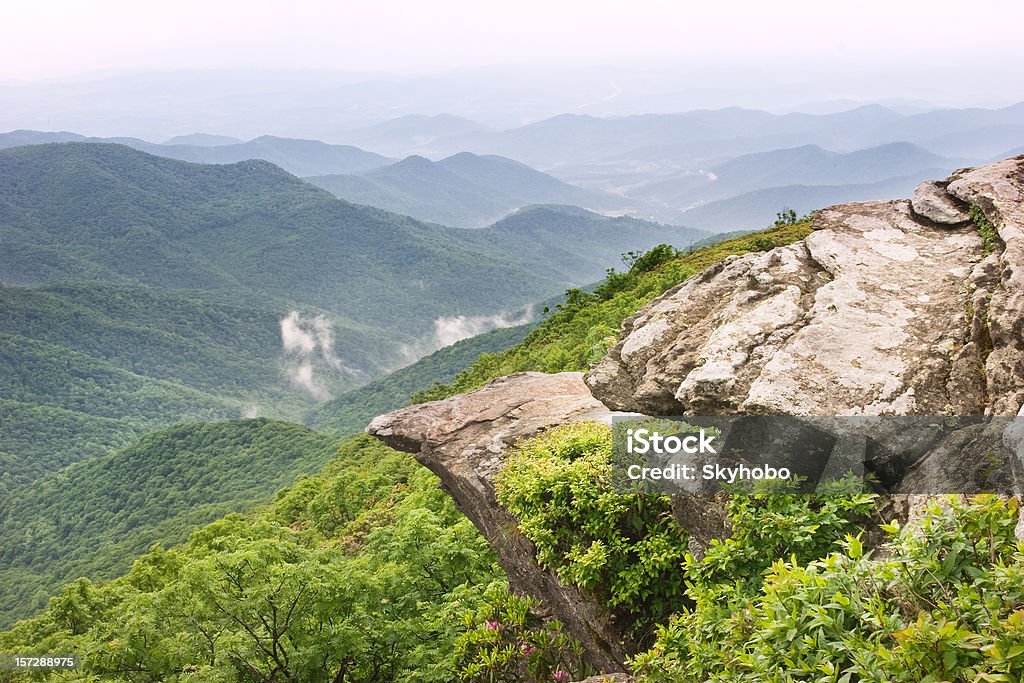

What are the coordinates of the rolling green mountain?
(0, 142, 564, 509)
(0, 130, 87, 148)
(307, 152, 626, 228)
(140, 135, 392, 176)
(0, 142, 560, 333)
(0, 419, 341, 628)
(0, 143, 708, 498)
(0, 130, 391, 175)
(453, 205, 709, 284)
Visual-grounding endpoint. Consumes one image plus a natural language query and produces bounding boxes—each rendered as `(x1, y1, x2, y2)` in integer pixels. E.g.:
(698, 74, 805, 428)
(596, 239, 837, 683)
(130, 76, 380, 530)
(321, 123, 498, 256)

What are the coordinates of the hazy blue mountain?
(307, 152, 626, 227)
(163, 133, 243, 146)
(386, 103, 1020, 176)
(455, 205, 709, 283)
(0, 130, 86, 148)
(677, 171, 942, 232)
(920, 124, 1024, 159)
(429, 105, 909, 167)
(870, 102, 1024, 146)
(633, 142, 955, 208)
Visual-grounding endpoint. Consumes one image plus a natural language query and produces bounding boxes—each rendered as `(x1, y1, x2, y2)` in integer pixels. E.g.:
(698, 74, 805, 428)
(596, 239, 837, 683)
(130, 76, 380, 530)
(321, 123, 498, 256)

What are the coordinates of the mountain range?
(5, 100, 1021, 233)
(307, 151, 627, 228)
(0, 130, 391, 176)
(0, 141, 702, 490)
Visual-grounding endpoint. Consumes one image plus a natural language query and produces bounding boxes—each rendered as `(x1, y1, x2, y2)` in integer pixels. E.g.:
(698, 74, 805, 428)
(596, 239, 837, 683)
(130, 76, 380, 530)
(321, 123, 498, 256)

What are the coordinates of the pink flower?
(519, 642, 537, 655)
(553, 671, 569, 682)
(484, 620, 500, 631)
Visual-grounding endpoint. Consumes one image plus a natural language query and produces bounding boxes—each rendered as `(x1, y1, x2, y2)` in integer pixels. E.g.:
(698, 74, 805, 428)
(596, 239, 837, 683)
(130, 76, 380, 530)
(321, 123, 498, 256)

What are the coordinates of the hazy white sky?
(4, 0, 1022, 82)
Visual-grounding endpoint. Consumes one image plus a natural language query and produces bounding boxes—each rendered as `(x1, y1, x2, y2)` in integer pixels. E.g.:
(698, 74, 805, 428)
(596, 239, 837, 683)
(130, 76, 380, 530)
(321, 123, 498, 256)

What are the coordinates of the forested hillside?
(0, 223, 815, 667)
(0, 143, 716, 485)
(4, 221, 1023, 682)
(0, 143, 558, 332)
(0, 436, 508, 681)
(0, 420, 340, 629)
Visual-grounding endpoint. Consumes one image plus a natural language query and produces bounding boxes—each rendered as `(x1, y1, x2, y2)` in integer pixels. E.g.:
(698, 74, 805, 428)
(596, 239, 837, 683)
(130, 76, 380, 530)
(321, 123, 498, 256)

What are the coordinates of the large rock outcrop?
(368, 157, 1024, 673)
(367, 372, 634, 672)
(587, 157, 1024, 419)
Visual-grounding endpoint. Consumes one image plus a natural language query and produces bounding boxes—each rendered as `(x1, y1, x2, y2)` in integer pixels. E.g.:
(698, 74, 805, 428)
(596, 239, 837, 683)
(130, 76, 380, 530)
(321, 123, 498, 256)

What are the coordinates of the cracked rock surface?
(587, 157, 1024, 420)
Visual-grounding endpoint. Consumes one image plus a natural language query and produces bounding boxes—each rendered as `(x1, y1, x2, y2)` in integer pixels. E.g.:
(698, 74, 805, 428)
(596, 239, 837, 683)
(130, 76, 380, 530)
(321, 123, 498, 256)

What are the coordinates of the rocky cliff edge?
(367, 156, 1024, 673)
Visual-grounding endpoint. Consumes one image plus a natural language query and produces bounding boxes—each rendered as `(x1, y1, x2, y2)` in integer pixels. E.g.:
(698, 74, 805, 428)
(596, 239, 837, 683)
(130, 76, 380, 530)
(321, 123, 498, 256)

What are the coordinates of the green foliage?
(691, 478, 876, 596)
(631, 496, 1024, 682)
(455, 587, 588, 683)
(774, 207, 799, 227)
(0, 419, 340, 629)
(413, 220, 813, 403)
(970, 204, 999, 255)
(496, 423, 691, 637)
(0, 436, 505, 682)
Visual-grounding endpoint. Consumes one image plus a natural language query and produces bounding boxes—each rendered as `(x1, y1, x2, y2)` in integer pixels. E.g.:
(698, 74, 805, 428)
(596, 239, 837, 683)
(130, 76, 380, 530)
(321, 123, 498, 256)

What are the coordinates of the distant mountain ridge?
(635, 142, 957, 209)
(0, 130, 391, 176)
(676, 171, 946, 231)
(307, 151, 628, 227)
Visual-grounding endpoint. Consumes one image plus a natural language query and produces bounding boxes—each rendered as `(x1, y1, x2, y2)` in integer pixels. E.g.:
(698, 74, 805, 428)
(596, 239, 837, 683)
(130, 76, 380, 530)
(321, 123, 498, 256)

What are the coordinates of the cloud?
(432, 308, 533, 348)
(398, 307, 533, 366)
(279, 311, 353, 400)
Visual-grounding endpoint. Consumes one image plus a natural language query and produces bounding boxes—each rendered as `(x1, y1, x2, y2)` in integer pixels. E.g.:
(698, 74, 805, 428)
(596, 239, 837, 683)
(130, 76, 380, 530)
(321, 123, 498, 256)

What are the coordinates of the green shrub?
(496, 422, 691, 636)
(970, 205, 999, 255)
(632, 495, 1024, 682)
(455, 586, 587, 683)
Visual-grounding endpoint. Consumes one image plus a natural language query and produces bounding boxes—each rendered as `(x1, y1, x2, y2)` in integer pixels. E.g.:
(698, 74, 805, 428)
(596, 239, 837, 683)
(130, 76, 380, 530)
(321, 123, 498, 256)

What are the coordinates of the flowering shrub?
(455, 585, 587, 682)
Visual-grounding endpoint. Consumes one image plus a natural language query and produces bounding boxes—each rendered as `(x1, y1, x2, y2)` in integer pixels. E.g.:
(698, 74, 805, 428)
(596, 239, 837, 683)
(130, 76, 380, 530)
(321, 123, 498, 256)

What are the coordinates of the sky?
(4, 0, 1023, 82)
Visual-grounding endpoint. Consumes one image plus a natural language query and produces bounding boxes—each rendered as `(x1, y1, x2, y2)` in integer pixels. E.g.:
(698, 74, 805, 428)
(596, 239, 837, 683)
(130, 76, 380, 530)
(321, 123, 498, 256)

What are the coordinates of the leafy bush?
(970, 204, 1000, 255)
(455, 586, 587, 683)
(632, 496, 1024, 682)
(496, 422, 691, 636)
